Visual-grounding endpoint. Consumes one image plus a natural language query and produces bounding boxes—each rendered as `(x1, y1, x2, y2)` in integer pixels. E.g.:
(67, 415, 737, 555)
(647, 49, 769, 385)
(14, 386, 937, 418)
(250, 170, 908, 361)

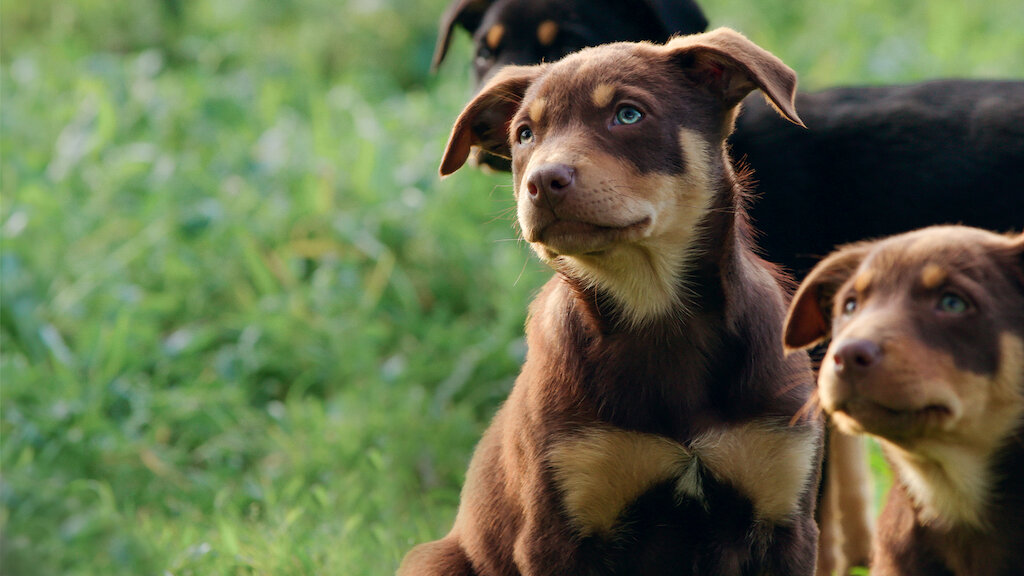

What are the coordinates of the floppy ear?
(643, 0, 709, 36)
(783, 244, 871, 352)
(432, 0, 494, 72)
(666, 27, 804, 127)
(440, 64, 544, 177)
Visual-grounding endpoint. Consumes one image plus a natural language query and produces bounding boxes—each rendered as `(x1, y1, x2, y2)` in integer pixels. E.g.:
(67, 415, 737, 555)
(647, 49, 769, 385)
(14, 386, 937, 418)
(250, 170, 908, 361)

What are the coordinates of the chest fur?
(547, 419, 820, 537)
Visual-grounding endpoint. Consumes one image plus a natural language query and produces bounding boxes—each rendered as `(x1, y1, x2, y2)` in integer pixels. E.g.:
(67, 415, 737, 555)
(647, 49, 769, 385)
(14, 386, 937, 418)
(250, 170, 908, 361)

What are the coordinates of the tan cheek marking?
(853, 269, 874, 293)
(486, 24, 505, 50)
(878, 334, 1024, 529)
(528, 98, 546, 124)
(676, 128, 712, 196)
(693, 420, 820, 523)
(536, 20, 558, 47)
(920, 264, 948, 290)
(548, 427, 692, 537)
(591, 83, 615, 108)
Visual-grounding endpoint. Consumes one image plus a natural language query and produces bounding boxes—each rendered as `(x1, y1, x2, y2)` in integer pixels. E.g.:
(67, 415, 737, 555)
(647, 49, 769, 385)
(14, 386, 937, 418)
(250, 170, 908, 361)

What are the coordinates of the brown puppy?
(783, 226, 1024, 576)
(400, 29, 823, 575)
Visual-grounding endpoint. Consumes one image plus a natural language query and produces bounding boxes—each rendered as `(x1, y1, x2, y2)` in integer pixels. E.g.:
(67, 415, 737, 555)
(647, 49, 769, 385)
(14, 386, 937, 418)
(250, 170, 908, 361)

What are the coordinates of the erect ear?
(431, 0, 494, 72)
(642, 0, 709, 36)
(783, 244, 871, 352)
(665, 27, 804, 127)
(439, 64, 544, 177)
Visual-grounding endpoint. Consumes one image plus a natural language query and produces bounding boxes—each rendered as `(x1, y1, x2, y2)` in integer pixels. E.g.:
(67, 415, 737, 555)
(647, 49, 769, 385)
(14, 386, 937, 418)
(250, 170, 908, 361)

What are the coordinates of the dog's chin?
(529, 218, 651, 258)
(829, 397, 954, 442)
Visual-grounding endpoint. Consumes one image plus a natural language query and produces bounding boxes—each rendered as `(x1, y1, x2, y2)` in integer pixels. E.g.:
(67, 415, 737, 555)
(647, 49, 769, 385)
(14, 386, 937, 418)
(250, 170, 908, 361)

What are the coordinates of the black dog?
(433, 0, 1024, 276)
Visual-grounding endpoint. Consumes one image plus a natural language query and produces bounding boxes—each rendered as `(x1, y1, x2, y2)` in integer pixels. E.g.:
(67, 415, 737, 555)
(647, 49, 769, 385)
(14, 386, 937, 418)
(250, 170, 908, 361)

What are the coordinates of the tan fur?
(486, 24, 505, 50)
(591, 83, 616, 108)
(691, 420, 820, 523)
(528, 97, 547, 124)
(520, 128, 715, 328)
(853, 269, 874, 293)
(548, 427, 693, 536)
(829, 431, 875, 573)
(536, 20, 558, 47)
(920, 263, 948, 290)
(549, 419, 820, 537)
(883, 334, 1024, 528)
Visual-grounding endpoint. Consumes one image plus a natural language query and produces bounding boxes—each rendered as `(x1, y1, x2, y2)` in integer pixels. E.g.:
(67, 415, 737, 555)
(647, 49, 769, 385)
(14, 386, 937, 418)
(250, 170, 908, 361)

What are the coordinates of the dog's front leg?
(766, 514, 820, 576)
(509, 469, 604, 576)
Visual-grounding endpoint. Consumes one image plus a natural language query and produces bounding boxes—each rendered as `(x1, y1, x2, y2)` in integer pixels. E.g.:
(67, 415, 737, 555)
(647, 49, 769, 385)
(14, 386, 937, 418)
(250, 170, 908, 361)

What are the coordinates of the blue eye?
(842, 297, 857, 315)
(614, 106, 643, 125)
(517, 126, 534, 145)
(937, 293, 969, 314)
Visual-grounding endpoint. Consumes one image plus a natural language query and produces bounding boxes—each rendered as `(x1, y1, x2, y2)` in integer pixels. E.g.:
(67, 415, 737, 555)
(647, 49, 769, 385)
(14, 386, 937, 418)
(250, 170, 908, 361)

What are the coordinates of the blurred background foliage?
(1, 0, 1021, 574)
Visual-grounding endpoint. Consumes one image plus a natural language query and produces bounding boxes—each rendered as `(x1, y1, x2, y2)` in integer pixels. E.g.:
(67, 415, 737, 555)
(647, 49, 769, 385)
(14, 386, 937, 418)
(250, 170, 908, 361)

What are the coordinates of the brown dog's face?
(784, 226, 1024, 449)
(440, 29, 802, 328)
(432, 0, 709, 172)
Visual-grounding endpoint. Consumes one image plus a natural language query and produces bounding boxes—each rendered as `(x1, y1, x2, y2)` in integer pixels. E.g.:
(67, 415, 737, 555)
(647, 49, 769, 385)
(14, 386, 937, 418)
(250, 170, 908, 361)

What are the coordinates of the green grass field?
(1, 1, 1021, 574)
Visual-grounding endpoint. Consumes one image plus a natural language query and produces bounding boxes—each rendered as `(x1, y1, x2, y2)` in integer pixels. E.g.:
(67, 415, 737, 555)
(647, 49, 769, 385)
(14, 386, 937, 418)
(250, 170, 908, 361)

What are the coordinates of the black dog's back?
(735, 79, 1024, 274)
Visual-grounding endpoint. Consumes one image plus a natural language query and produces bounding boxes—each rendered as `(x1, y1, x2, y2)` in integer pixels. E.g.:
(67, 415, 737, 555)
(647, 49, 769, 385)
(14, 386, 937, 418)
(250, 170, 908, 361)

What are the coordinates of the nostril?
(548, 171, 571, 190)
(833, 339, 882, 374)
(526, 163, 574, 207)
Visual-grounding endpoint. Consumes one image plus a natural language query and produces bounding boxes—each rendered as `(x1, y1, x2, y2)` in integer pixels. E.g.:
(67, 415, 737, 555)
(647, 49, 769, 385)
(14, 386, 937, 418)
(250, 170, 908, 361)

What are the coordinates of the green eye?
(517, 126, 534, 144)
(938, 293, 969, 314)
(614, 106, 643, 125)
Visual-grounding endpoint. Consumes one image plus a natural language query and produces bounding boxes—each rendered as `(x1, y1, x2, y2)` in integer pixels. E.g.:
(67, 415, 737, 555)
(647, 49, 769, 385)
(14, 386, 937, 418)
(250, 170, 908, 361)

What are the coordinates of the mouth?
(834, 398, 953, 438)
(534, 217, 651, 256)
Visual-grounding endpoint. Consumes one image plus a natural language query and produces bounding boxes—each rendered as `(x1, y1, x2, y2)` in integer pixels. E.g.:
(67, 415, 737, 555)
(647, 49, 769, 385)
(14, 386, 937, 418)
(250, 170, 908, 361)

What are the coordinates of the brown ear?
(440, 64, 544, 177)
(783, 244, 871, 351)
(432, 0, 494, 72)
(666, 27, 804, 127)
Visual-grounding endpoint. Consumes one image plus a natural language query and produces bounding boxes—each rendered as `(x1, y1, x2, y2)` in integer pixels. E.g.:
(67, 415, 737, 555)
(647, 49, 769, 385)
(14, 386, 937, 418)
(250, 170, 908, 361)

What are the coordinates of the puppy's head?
(432, 0, 709, 83)
(441, 28, 802, 328)
(434, 0, 710, 172)
(783, 226, 1024, 448)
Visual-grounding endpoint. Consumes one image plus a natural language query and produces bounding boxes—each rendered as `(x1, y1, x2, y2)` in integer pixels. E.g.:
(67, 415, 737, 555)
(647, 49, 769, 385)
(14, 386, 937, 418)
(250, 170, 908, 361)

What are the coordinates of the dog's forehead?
(855, 228, 1006, 292)
(523, 43, 668, 105)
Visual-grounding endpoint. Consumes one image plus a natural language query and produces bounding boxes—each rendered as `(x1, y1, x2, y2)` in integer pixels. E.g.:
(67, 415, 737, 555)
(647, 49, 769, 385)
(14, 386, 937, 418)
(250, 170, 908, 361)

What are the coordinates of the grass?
(1, 0, 1021, 574)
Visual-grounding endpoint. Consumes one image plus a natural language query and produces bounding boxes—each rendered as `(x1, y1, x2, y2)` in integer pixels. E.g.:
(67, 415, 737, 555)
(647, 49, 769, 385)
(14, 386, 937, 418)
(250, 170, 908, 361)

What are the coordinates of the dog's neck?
(884, 423, 1024, 533)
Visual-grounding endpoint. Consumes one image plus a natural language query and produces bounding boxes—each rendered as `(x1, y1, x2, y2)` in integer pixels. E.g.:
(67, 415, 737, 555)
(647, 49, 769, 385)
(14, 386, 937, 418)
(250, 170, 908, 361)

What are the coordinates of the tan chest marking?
(548, 420, 819, 537)
(691, 421, 820, 523)
(548, 427, 692, 537)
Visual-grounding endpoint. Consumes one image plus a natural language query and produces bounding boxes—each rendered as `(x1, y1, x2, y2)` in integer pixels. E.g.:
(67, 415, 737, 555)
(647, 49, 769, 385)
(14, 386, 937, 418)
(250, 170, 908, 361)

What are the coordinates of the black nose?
(832, 339, 883, 375)
(526, 163, 575, 208)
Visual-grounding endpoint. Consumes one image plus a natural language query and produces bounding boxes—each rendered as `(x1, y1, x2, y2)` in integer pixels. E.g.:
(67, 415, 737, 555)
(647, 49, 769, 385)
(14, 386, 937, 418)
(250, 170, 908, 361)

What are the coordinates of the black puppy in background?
(433, 0, 1024, 277)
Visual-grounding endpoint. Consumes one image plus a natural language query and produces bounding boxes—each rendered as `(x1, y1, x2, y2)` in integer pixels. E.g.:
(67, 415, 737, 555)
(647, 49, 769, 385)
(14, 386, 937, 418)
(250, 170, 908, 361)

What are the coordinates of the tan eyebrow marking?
(920, 264, 948, 289)
(853, 269, 875, 293)
(486, 24, 505, 50)
(537, 20, 559, 47)
(529, 98, 547, 124)
(591, 83, 616, 108)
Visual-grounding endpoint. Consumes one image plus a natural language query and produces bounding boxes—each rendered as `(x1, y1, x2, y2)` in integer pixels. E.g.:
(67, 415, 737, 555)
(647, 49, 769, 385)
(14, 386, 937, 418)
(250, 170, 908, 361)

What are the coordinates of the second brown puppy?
(400, 28, 822, 575)
(784, 225, 1024, 575)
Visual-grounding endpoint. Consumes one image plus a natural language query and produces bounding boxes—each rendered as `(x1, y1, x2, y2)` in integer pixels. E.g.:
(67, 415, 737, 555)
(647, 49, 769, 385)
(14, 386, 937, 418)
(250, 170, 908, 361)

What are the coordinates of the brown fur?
(784, 225, 1024, 576)
(400, 29, 823, 575)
